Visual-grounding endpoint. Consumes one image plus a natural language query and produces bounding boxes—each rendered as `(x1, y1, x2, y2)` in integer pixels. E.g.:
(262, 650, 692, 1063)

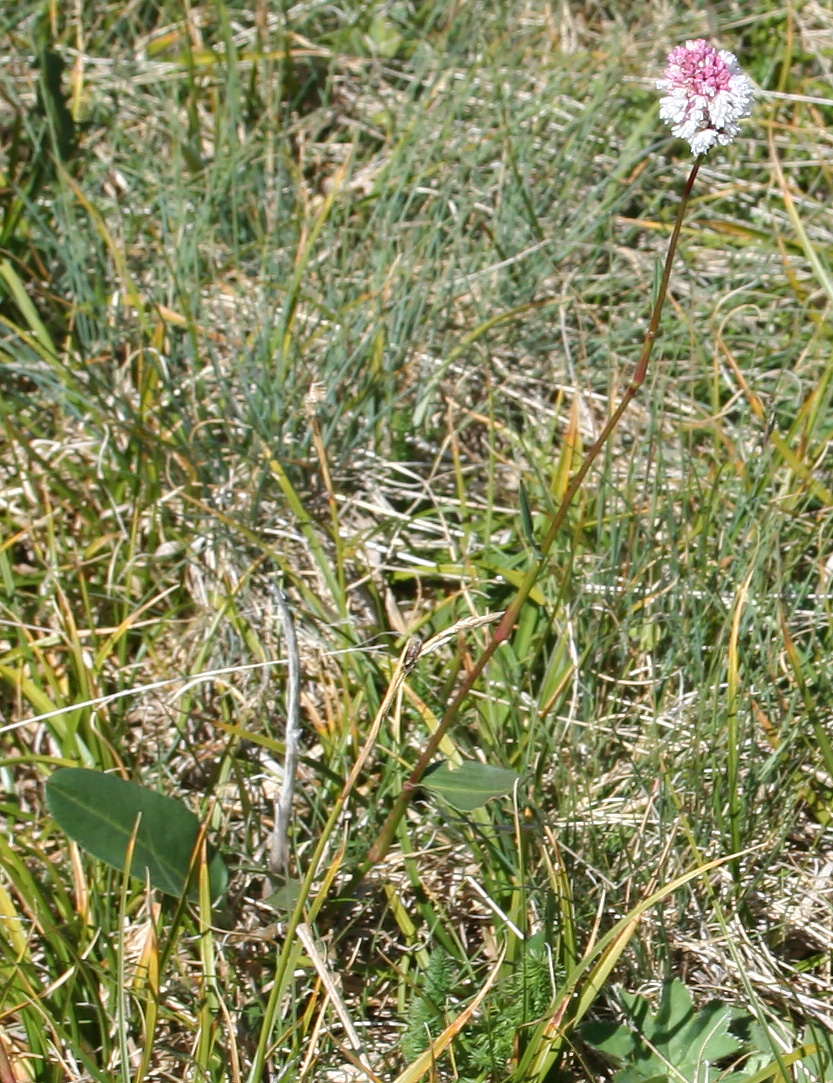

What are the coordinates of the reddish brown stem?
(355, 157, 702, 881)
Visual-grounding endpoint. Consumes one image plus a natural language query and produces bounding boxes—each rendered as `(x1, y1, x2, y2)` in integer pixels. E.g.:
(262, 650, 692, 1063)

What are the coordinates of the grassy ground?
(2, 1, 833, 1080)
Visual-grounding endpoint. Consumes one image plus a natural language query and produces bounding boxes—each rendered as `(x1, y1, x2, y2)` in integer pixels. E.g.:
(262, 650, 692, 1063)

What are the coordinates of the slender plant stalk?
(248, 642, 418, 1083)
(270, 587, 301, 875)
(357, 158, 703, 879)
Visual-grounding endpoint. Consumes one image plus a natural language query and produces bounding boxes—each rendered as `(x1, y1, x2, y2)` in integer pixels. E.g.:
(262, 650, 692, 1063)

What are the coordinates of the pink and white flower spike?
(658, 39, 755, 155)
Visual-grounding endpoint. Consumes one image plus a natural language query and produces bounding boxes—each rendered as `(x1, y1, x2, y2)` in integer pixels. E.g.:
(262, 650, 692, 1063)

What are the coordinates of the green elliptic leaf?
(421, 760, 520, 812)
(46, 768, 228, 901)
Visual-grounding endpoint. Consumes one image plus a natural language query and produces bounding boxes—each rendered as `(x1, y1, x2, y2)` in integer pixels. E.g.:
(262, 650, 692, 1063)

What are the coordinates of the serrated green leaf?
(616, 1072, 668, 1083)
(47, 767, 227, 901)
(581, 1018, 635, 1063)
(421, 760, 520, 812)
(660, 982, 740, 1066)
(582, 981, 748, 1083)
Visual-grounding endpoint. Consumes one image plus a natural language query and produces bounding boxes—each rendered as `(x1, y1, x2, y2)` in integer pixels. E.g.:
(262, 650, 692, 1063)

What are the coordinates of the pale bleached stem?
(270, 588, 301, 875)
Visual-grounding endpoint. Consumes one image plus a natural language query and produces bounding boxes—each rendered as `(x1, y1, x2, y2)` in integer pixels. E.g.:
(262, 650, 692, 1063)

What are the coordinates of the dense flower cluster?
(658, 39, 754, 154)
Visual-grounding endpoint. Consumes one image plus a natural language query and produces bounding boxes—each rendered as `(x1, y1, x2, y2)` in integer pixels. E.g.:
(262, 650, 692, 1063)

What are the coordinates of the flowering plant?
(360, 39, 754, 879)
(658, 38, 754, 154)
